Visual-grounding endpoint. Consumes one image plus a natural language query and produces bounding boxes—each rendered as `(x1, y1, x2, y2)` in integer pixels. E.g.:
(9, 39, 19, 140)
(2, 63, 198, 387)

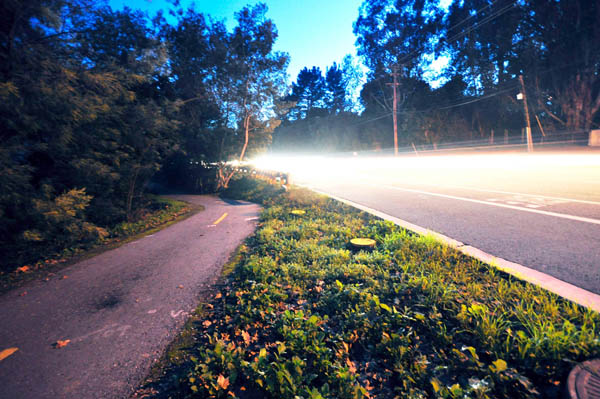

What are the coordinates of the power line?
(349, 82, 520, 128)
(364, 0, 518, 87)
(396, 0, 517, 67)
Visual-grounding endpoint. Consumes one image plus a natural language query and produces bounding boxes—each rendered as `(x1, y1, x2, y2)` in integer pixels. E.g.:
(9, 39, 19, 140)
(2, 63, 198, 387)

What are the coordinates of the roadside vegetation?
(137, 177, 600, 399)
(0, 196, 195, 293)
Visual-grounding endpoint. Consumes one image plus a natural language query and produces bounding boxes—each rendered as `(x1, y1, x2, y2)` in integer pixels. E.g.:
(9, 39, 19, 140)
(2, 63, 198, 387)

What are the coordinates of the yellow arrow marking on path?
(213, 213, 228, 225)
(0, 347, 19, 362)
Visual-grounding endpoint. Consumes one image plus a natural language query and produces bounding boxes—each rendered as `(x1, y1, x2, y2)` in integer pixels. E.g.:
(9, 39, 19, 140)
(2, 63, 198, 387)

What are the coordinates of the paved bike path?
(0, 196, 260, 399)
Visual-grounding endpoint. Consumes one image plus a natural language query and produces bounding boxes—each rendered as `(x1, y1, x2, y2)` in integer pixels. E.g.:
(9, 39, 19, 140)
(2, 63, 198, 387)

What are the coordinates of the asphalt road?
(0, 195, 260, 399)
(289, 148, 600, 295)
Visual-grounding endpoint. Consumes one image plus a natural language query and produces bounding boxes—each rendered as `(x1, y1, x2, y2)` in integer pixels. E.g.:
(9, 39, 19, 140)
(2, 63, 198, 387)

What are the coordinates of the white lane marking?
(74, 324, 131, 342)
(367, 183, 600, 225)
(147, 309, 157, 314)
(354, 172, 600, 205)
(245, 217, 259, 221)
(399, 180, 600, 206)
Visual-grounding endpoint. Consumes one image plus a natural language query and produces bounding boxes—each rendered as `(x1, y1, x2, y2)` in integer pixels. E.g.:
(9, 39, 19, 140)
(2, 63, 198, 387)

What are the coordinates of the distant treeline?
(273, 0, 600, 152)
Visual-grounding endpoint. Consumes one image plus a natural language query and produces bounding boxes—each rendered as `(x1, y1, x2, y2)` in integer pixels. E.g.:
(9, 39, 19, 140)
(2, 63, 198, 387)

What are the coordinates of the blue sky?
(108, 0, 364, 83)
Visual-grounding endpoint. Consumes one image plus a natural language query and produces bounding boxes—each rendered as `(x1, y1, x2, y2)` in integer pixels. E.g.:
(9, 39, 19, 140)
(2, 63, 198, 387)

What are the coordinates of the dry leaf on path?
(53, 339, 71, 349)
(16, 266, 30, 273)
(202, 320, 212, 328)
(0, 347, 19, 362)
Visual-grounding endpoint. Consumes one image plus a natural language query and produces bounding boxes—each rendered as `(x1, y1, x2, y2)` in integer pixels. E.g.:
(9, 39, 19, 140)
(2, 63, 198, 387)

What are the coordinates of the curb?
(308, 187, 600, 314)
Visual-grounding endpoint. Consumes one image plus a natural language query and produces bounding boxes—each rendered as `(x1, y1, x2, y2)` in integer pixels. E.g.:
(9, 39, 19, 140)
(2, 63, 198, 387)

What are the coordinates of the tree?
(161, 8, 228, 192)
(340, 54, 365, 113)
(325, 63, 345, 114)
(444, 0, 523, 95)
(0, 0, 178, 269)
(287, 66, 327, 119)
(521, 0, 600, 132)
(354, 0, 442, 76)
(215, 4, 288, 189)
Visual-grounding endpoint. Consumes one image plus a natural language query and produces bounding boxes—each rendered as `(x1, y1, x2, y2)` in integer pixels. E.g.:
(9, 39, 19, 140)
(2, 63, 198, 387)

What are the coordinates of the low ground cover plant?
(1, 196, 192, 292)
(152, 177, 600, 398)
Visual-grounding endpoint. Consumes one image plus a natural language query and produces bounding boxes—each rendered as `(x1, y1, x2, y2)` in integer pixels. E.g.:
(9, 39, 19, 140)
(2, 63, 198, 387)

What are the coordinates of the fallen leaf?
(61, 275, 68, 279)
(215, 293, 222, 299)
(342, 342, 349, 353)
(217, 374, 229, 390)
(346, 358, 357, 374)
(53, 339, 71, 349)
(177, 285, 183, 289)
(242, 330, 250, 345)
(19, 291, 27, 296)
(202, 320, 212, 328)
(16, 266, 30, 273)
(0, 347, 19, 362)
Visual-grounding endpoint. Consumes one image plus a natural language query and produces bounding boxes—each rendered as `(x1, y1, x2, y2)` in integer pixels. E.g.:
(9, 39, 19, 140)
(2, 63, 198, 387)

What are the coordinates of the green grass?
(139, 178, 600, 399)
(0, 196, 200, 294)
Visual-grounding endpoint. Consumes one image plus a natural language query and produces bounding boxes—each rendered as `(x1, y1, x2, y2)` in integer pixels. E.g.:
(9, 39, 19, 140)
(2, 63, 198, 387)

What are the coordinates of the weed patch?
(144, 179, 600, 398)
(1, 196, 197, 294)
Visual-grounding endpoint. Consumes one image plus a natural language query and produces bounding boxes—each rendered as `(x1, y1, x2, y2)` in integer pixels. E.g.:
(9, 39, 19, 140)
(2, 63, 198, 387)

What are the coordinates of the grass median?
(139, 177, 600, 399)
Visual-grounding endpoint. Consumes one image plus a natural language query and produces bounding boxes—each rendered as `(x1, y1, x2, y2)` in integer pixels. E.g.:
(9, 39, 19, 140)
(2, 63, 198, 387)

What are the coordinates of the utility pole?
(387, 65, 400, 156)
(518, 75, 533, 152)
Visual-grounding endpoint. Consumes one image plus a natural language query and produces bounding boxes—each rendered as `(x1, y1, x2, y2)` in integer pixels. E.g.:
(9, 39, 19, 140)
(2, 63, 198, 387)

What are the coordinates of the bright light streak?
(249, 149, 600, 193)
(251, 151, 600, 174)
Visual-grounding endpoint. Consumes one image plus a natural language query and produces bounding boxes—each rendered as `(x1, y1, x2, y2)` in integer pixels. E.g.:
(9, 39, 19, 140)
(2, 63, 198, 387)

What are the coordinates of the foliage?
(273, 58, 364, 152)
(220, 176, 286, 206)
(110, 196, 191, 237)
(157, 179, 600, 398)
(348, 0, 600, 151)
(22, 188, 107, 254)
(0, 1, 287, 269)
(287, 66, 328, 120)
(0, 196, 192, 293)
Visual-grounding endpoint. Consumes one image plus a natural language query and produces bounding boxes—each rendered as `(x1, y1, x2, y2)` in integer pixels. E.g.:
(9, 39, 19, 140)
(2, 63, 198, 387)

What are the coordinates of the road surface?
(0, 196, 260, 399)
(281, 148, 600, 295)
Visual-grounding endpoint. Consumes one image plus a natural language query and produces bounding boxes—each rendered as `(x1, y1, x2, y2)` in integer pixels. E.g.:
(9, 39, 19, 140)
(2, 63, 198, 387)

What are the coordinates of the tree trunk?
(239, 114, 250, 162)
(126, 166, 140, 222)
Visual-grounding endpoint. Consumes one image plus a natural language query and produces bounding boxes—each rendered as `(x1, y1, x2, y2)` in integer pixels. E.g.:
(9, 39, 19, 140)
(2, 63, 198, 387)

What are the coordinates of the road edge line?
(309, 187, 600, 313)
